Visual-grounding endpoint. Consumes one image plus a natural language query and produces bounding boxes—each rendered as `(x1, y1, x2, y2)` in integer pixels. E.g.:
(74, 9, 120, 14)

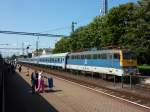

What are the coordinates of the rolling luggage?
(48, 77, 53, 88)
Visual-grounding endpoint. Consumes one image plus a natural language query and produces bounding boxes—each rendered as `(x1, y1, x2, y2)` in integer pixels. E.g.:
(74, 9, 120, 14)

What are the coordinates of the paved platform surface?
(12, 66, 149, 112)
(5, 69, 58, 112)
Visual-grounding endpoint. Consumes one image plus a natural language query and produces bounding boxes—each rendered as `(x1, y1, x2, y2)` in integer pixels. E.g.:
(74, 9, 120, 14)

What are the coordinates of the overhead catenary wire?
(39, 26, 71, 33)
(0, 30, 67, 37)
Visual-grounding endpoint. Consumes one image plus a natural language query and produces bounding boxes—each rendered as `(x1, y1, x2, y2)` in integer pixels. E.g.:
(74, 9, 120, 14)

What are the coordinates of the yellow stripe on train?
(121, 59, 137, 67)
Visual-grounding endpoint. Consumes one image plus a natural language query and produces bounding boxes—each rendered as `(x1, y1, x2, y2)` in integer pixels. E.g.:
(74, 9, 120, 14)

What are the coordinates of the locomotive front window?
(114, 53, 120, 59)
(123, 52, 136, 59)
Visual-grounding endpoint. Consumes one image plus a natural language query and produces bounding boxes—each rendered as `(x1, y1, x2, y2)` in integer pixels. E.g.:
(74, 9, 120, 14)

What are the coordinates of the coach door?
(108, 53, 114, 69)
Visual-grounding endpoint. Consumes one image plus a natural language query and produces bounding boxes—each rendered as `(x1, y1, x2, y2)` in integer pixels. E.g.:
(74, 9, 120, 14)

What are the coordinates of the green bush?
(138, 65, 150, 75)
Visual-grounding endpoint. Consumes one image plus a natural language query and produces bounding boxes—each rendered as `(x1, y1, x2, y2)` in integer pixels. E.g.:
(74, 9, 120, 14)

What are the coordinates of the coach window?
(78, 55, 81, 59)
(101, 54, 107, 59)
(76, 55, 78, 59)
(68, 56, 71, 60)
(75, 55, 77, 59)
(81, 55, 84, 59)
(71, 56, 73, 59)
(68, 56, 70, 60)
(87, 54, 91, 59)
(77, 55, 80, 59)
(93, 54, 97, 59)
(98, 54, 101, 59)
(108, 54, 112, 59)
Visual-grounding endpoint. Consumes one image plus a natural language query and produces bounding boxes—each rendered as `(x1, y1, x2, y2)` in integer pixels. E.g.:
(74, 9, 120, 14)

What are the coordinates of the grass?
(138, 64, 150, 75)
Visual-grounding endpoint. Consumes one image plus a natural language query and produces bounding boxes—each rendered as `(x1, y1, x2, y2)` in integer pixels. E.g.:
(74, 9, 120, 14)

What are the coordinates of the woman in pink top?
(37, 71, 45, 92)
(41, 76, 45, 92)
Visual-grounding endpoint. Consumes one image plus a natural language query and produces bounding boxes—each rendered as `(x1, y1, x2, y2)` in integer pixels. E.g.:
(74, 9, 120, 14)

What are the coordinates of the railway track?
(135, 84, 150, 92)
(22, 63, 150, 110)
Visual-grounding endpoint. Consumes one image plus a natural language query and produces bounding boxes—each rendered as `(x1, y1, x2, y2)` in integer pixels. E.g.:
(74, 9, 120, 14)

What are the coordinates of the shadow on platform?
(44, 89, 62, 93)
(5, 72, 59, 112)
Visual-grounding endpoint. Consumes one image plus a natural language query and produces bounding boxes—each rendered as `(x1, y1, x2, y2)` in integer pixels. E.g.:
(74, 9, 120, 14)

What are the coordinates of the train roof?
(35, 52, 69, 58)
(69, 49, 121, 55)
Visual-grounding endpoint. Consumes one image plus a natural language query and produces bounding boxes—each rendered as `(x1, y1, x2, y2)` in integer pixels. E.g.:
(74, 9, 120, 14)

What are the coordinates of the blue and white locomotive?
(20, 49, 137, 76)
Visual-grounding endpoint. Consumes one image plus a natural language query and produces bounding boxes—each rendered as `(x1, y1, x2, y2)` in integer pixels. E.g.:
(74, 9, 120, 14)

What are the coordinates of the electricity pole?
(102, 0, 108, 15)
(22, 42, 25, 55)
(72, 22, 77, 33)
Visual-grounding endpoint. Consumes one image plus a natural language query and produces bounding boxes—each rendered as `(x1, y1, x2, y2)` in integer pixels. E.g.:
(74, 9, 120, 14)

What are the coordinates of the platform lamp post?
(26, 45, 31, 76)
(26, 45, 31, 57)
(36, 37, 39, 56)
(36, 36, 40, 64)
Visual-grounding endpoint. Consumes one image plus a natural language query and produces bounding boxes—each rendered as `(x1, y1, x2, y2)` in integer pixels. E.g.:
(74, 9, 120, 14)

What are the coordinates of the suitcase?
(48, 77, 53, 88)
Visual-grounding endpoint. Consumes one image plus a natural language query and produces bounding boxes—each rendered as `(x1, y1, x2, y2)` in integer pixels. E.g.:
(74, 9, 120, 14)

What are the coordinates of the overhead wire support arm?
(0, 30, 66, 37)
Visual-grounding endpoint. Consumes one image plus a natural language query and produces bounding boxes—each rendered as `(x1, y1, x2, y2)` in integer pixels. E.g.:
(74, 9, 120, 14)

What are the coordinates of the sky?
(0, 0, 138, 57)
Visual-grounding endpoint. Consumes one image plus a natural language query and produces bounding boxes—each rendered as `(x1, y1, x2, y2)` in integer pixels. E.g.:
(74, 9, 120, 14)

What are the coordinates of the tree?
(53, 0, 150, 64)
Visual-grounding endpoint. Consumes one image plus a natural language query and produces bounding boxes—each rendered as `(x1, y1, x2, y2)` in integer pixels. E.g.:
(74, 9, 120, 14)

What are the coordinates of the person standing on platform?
(31, 70, 37, 93)
(18, 65, 22, 72)
(41, 75, 45, 92)
(35, 71, 39, 90)
(37, 71, 43, 92)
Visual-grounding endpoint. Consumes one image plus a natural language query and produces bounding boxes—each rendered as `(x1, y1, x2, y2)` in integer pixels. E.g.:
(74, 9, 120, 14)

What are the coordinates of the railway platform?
(3, 66, 58, 112)
(8, 66, 148, 112)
